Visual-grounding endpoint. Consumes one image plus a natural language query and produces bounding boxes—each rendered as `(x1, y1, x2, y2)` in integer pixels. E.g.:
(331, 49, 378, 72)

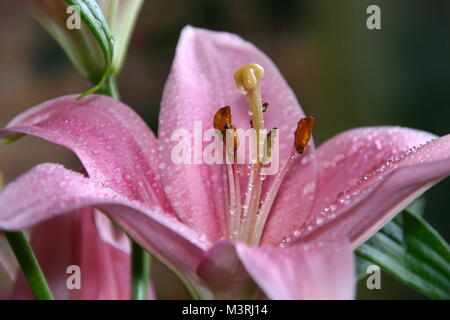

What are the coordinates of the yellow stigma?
(234, 63, 265, 94)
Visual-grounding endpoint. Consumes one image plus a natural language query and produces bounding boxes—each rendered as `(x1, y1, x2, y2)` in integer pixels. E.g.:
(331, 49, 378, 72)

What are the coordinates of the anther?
(262, 128, 277, 164)
(262, 102, 269, 112)
(214, 106, 239, 153)
(294, 117, 315, 154)
(214, 106, 232, 132)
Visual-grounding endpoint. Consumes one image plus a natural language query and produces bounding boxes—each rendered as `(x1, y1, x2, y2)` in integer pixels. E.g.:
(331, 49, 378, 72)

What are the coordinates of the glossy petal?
(94, 211, 130, 254)
(196, 241, 258, 299)
(159, 26, 313, 241)
(8, 208, 133, 300)
(299, 128, 450, 247)
(236, 240, 355, 300)
(0, 163, 208, 279)
(0, 94, 171, 214)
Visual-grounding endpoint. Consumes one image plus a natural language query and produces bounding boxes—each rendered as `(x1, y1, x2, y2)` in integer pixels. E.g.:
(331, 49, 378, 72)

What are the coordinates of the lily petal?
(300, 127, 450, 247)
(0, 163, 208, 280)
(236, 240, 355, 300)
(0, 94, 171, 214)
(94, 211, 131, 254)
(8, 208, 133, 300)
(196, 240, 258, 299)
(0, 233, 17, 294)
(159, 26, 312, 240)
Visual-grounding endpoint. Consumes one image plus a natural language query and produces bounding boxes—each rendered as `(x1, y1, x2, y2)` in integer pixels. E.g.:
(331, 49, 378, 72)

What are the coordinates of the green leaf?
(406, 196, 426, 217)
(356, 255, 373, 281)
(356, 201, 450, 299)
(64, 0, 114, 99)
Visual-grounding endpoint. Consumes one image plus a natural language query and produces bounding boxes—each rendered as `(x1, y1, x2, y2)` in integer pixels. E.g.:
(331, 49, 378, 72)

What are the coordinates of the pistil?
(215, 63, 314, 245)
(234, 64, 267, 242)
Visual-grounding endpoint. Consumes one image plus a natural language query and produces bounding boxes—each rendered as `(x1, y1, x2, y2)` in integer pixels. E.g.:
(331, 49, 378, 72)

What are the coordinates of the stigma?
(234, 63, 264, 94)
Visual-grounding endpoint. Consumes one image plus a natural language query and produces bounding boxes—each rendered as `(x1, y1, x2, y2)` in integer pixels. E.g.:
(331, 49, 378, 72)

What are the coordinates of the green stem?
(97, 76, 120, 100)
(5, 231, 54, 300)
(131, 241, 150, 300)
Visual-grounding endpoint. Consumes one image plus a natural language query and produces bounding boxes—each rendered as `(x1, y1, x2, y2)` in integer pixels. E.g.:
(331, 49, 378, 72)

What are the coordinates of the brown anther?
(294, 116, 314, 154)
(262, 102, 269, 112)
(214, 106, 239, 150)
(261, 128, 278, 165)
(214, 106, 232, 132)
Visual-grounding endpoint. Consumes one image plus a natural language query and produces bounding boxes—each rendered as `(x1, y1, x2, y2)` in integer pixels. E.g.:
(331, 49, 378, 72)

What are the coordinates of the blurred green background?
(0, 0, 448, 299)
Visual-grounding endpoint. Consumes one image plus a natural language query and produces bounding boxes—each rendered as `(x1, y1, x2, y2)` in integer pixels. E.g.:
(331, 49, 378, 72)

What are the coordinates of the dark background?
(0, 0, 448, 299)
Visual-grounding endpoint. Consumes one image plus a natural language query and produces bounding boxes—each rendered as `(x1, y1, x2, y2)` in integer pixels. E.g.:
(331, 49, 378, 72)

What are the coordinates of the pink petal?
(8, 208, 134, 300)
(94, 211, 131, 254)
(299, 127, 450, 247)
(0, 233, 17, 294)
(159, 26, 313, 240)
(0, 163, 208, 280)
(196, 240, 258, 299)
(236, 240, 355, 300)
(0, 94, 171, 214)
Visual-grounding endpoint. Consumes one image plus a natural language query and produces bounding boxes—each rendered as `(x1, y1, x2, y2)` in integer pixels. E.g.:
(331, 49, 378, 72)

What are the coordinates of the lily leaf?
(356, 199, 450, 299)
(64, 0, 114, 99)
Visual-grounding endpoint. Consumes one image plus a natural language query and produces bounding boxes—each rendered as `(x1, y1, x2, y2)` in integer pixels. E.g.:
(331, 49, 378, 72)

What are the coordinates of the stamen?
(251, 117, 314, 245)
(214, 106, 242, 239)
(217, 63, 314, 244)
(215, 106, 238, 162)
(251, 149, 298, 245)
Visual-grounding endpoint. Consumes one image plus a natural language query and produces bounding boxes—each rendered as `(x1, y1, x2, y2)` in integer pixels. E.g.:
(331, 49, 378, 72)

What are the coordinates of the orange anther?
(214, 106, 232, 131)
(294, 116, 314, 154)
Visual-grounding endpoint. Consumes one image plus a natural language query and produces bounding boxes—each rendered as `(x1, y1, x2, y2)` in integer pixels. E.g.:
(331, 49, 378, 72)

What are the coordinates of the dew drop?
(293, 229, 302, 237)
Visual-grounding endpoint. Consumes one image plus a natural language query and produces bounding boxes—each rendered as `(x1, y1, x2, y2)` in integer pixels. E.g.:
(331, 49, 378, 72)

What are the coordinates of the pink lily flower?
(0, 26, 449, 299)
(1, 208, 134, 300)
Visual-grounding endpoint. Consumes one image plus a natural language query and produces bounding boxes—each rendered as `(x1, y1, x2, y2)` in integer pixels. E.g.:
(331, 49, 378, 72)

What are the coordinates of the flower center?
(214, 63, 314, 245)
